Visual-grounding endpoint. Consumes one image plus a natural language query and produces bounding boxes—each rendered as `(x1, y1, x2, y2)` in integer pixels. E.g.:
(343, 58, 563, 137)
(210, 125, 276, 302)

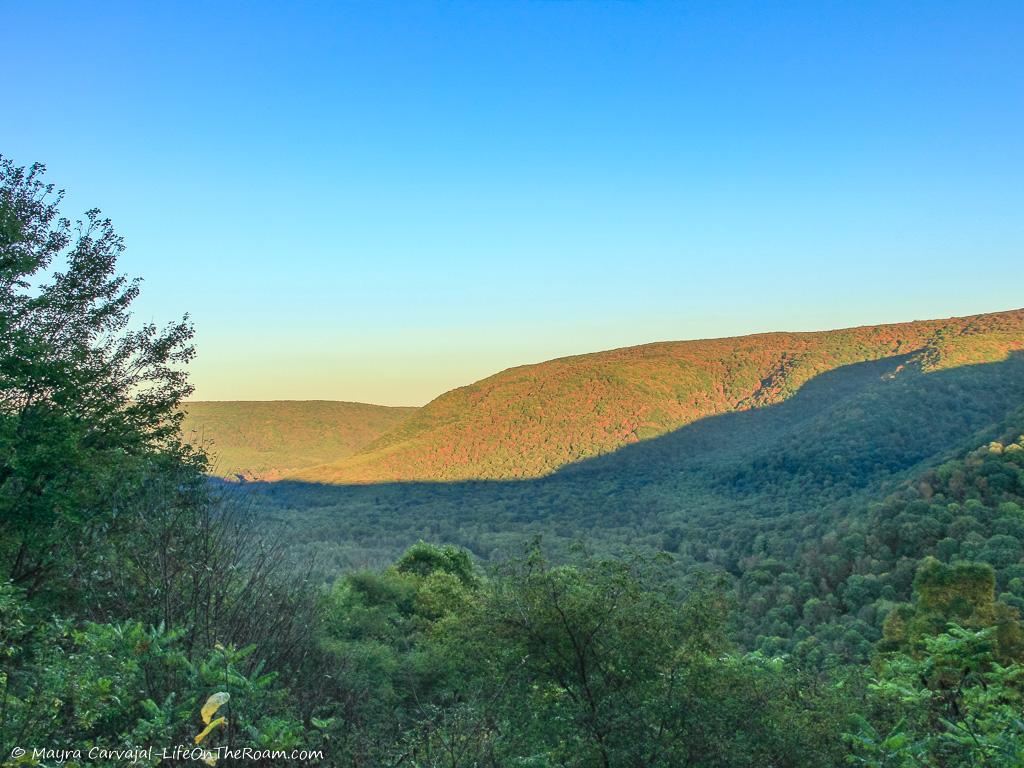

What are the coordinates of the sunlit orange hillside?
(289, 308, 1024, 483)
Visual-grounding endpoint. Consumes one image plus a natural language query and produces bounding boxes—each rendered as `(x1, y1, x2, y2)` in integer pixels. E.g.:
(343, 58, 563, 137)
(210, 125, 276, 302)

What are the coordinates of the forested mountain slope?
(735, 402, 1024, 663)
(250, 343, 1024, 567)
(181, 400, 417, 479)
(243, 349, 1024, 670)
(292, 308, 1024, 483)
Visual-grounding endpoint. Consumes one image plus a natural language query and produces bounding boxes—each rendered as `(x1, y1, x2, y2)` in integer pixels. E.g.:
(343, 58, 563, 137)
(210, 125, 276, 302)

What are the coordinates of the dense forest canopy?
(2, 158, 1023, 766)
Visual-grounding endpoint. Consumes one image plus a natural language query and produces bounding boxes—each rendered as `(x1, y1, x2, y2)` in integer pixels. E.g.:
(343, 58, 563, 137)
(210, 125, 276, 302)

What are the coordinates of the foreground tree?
(850, 626, 1024, 767)
(849, 557, 1024, 766)
(325, 543, 851, 767)
(0, 157, 198, 598)
(0, 158, 320, 760)
(453, 548, 849, 767)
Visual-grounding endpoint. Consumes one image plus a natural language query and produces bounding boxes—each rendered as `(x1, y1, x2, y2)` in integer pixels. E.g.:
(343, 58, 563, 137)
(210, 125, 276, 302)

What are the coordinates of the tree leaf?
(201, 691, 230, 725)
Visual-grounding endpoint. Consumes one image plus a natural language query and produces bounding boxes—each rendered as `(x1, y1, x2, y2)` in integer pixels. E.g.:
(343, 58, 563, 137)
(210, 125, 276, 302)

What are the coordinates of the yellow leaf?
(201, 749, 218, 766)
(195, 715, 227, 744)
(201, 692, 230, 724)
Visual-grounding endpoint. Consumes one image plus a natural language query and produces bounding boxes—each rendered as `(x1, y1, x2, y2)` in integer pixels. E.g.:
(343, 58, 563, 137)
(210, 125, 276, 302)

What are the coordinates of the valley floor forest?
(2, 158, 1024, 767)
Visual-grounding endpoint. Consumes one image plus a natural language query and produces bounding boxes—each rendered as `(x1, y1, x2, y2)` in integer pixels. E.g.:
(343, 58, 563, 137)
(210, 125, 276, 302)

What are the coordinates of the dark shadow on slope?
(231, 351, 1024, 573)
(554, 353, 918, 478)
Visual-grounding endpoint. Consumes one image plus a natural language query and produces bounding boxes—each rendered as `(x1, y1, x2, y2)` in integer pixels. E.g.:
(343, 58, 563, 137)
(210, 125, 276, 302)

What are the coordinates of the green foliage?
(881, 557, 1024, 660)
(0, 157, 200, 599)
(313, 544, 849, 766)
(847, 553, 1024, 767)
(0, 583, 315, 763)
(447, 549, 847, 767)
(848, 626, 1024, 767)
(0, 160, 322, 765)
(311, 542, 481, 763)
(395, 541, 477, 586)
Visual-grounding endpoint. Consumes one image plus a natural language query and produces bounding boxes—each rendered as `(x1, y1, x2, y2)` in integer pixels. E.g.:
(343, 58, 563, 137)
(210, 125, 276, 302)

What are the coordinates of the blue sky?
(3, 1, 1022, 405)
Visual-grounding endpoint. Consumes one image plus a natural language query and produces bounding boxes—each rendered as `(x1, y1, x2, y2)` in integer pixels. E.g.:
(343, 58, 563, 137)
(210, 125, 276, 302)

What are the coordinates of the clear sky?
(3, 1, 1022, 405)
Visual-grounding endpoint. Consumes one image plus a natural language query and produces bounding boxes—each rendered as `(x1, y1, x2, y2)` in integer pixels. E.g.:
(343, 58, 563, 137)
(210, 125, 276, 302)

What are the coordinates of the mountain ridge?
(290, 307, 1024, 483)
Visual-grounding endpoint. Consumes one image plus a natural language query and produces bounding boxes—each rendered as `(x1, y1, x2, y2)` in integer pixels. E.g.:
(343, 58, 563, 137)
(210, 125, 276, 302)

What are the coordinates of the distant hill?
(290, 308, 1024, 483)
(181, 401, 417, 479)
